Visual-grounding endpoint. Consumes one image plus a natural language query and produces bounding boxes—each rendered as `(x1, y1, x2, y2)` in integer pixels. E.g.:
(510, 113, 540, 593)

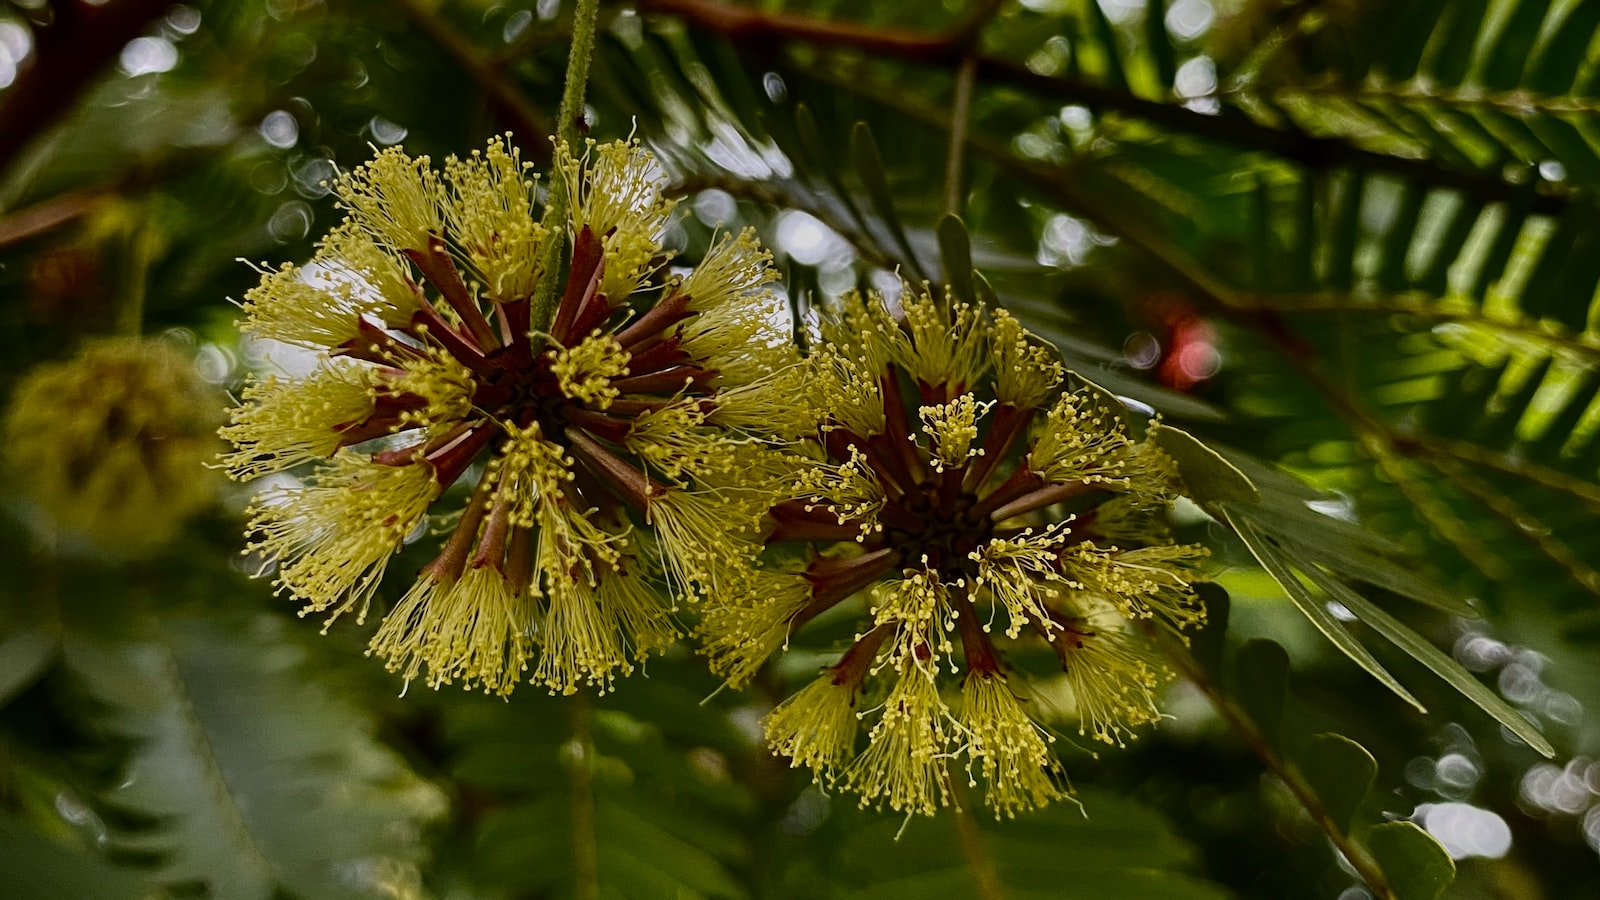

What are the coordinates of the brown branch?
(0, 188, 109, 248)
(646, 0, 1573, 216)
(1230, 292, 1600, 366)
(0, 0, 177, 178)
(971, 56, 1572, 217)
(1359, 436, 1511, 583)
(1417, 453, 1600, 599)
(636, 0, 1004, 63)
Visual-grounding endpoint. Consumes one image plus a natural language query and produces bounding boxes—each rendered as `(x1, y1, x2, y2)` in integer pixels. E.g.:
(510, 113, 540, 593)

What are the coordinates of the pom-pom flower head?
(222, 136, 795, 696)
(696, 289, 1207, 818)
(3, 337, 220, 556)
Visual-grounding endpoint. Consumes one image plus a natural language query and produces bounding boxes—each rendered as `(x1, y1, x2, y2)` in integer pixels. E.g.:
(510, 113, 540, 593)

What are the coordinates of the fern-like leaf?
(65, 613, 444, 900)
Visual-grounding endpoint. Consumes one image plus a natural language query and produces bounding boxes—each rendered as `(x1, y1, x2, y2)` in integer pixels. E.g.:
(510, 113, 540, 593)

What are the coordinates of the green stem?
(528, 0, 604, 343)
(947, 768, 1006, 900)
(569, 693, 601, 900)
(944, 55, 977, 217)
(553, 0, 602, 149)
(114, 217, 158, 337)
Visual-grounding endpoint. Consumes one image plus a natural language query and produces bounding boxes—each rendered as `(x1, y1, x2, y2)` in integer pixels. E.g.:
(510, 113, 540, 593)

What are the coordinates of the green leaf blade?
(1298, 733, 1376, 833)
(1227, 512, 1426, 713)
(1298, 566, 1555, 757)
(1367, 822, 1456, 900)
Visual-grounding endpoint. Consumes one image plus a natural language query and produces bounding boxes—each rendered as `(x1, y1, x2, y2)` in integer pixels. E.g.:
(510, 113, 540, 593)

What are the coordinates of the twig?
(0, 189, 109, 248)
(0, 0, 177, 178)
(646, 0, 1574, 217)
(972, 57, 1571, 216)
(948, 772, 1007, 900)
(945, 56, 978, 217)
(636, 0, 1003, 63)
(1152, 631, 1398, 900)
(1229, 292, 1600, 367)
(551, 0, 602, 149)
(568, 693, 601, 900)
(1417, 453, 1600, 598)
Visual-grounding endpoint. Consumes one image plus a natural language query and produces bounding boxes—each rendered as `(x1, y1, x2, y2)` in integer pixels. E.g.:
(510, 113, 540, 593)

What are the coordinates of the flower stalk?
(529, 0, 605, 342)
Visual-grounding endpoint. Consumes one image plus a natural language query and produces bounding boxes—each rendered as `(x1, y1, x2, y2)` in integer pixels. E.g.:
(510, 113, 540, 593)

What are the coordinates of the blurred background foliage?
(2, 0, 1599, 898)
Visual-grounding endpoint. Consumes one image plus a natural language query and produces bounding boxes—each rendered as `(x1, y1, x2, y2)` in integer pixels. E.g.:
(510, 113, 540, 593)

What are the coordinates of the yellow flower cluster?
(4, 337, 219, 555)
(222, 136, 796, 696)
(694, 288, 1206, 818)
(219, 134, 1209, 821)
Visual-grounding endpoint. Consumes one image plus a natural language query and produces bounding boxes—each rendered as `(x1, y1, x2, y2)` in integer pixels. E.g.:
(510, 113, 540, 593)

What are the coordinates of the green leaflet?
(1221, 504, 1555, 756)
(1143, 0, 1177, 93)
(1226, 510, 1426, 714)
(1480, 0, 1554, 91)
(1367, 822, 1456, 900)
(937, 213, 977, 305)
(1150, 424, 1259, 505)
(794, 103, 876, 244)
(1526, 0, 1600, 94)
(0, 629, 54, 710)
(1233, 639, 1289, 744)
(1213, 452, 1474, 617)
(1188, 582, 1232, 677)
(1297, 733, 1377, 834)
(1077, 397, 1535, 748)
(835, 790, 1233, 900)
(1083, 0, 1130, 92)
(852, 122, 927, 281)
(452, 667, 755, 900)
(64, 614, 442, 900)
(0, 816, 152, 900)
(1299, 564, 1556, 757)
